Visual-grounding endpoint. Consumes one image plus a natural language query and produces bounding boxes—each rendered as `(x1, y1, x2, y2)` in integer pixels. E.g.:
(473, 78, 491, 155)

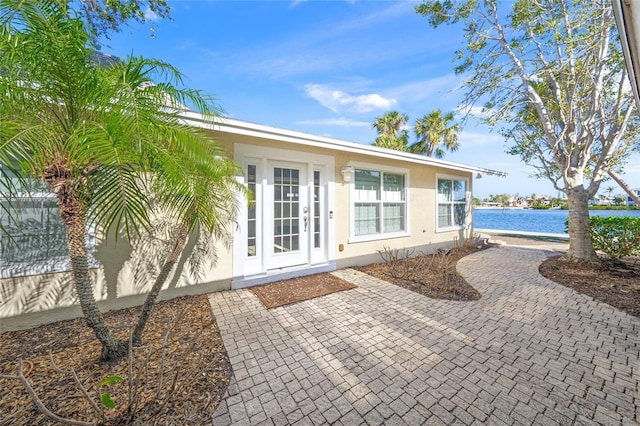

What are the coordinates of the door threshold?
(232, 262, 336, 289)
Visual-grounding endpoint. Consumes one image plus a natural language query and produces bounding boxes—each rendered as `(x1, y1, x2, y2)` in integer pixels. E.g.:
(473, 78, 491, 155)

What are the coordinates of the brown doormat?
(250, 272, 357, 309)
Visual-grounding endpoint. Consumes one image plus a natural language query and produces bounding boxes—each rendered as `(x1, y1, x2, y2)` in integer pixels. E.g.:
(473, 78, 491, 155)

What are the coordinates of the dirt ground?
(356, 246, 483, 301)
(251, 273, 356, 309)
(0, 295, 231, 425)
(2, 237, 637, 424)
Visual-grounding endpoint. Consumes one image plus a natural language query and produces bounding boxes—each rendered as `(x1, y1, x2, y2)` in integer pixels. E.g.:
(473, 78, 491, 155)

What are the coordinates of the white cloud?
(387, 74, 460, 105)
(143, 7, 159, 22)
(296, 117, 370, 127)
(458, 131, 505, 149)
(304, 84, 396, 113)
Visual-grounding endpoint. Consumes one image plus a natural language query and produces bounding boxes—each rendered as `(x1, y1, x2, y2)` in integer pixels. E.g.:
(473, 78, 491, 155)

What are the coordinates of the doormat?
(250, 272, 357, 309)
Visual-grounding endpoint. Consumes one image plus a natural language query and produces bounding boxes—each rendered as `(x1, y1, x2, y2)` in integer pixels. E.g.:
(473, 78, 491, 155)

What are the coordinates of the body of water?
(473, 208, 640, 234)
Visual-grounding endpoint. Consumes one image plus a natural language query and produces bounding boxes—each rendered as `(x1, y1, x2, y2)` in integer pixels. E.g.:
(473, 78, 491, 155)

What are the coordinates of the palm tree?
(372, 111, 410, 151)
(411, 109, 461, 158)
(605, 185, 615, 203)
(0, 0, 241, 360)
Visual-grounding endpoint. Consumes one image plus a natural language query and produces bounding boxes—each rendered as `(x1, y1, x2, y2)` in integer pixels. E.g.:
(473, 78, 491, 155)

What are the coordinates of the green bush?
(588, 205, 640, 210)
(589, 216, 640, 258)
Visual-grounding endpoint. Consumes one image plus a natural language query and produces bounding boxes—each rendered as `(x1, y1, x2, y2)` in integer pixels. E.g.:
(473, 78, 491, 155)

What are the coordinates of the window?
(437, 178, 468, 229)
(246, 165, 257, 257)
(0, 195, 98, 278)
(353, 168, 406, 238)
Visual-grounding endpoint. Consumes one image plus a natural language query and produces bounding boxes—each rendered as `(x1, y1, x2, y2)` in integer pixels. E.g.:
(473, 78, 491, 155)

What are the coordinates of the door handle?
(303, 206, 308, 232)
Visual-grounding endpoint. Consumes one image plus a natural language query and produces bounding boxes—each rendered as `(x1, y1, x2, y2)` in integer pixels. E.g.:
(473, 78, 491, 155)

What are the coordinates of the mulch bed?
(0, 295, 231, 425)
(356, 246, 483, 301)
(539, 255, 640, 318)
(251, 273, 357, 309)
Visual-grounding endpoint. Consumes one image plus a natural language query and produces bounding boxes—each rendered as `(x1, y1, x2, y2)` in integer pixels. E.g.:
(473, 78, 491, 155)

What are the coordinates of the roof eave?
(612, 0, 640, 109)
(179, 112, 507, 178)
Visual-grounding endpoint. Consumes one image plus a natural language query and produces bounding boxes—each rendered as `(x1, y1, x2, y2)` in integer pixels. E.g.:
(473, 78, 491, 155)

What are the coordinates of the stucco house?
(0, 115, 504, 331)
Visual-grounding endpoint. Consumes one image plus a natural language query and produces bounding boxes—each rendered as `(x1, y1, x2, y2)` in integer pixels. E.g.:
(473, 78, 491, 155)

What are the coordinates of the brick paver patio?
(208, 247, 640, 425)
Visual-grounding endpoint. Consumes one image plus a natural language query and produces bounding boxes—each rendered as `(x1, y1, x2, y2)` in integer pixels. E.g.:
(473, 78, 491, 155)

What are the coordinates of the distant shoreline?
(474, 206, 526, 210)
(474, 206, 639, 211)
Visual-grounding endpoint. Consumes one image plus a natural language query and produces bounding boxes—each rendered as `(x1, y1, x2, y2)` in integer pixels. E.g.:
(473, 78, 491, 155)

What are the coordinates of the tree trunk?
(565, 186, 598, 261)
(58, 193, 126, 360)
(608, 170, 640, 205)
(131, 222, 190, 347)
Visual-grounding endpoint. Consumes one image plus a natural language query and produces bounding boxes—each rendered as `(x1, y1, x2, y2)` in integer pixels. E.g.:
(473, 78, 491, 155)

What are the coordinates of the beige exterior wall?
(1, 125, 475, 332)
(0, 228, 232, 332)
(215, 130, 474, 270)
(332, 153, 473, 268)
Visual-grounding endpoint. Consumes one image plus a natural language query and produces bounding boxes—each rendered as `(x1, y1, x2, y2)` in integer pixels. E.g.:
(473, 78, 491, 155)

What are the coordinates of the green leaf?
(101, 393, 116, 409)
(99, 375, 124, 386)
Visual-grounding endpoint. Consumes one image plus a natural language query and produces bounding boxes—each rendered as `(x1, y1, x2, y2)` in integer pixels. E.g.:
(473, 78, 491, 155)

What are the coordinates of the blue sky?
(101, 0, 640, 199)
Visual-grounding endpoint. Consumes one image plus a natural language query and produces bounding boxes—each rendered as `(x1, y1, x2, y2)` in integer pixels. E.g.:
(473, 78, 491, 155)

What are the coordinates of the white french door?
(266, 161, 309, 269)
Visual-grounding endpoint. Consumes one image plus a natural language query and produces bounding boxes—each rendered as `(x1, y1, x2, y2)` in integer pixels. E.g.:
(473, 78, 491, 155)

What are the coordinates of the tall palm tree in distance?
(372, 111, 410, 151)
(411, 109, 461, 158)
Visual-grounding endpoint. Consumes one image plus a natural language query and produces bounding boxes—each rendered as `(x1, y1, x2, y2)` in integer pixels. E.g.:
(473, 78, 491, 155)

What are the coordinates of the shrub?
(589, 216, 640, 258)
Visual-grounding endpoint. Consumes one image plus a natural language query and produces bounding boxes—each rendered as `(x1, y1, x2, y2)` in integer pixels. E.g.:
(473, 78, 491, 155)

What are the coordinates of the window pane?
(0, 198, 68, 263)
(453, 180, 466, 202)
(438, 204, 452, 228)
(354, 203, 379, 236)
(383, 203, 404, 233)
(454, 203, 467, 225)
(355, 169, 380, 201)
(438, 179, 452, 203)
(383, 173, 405, 201)
(248, 238, 256, 256)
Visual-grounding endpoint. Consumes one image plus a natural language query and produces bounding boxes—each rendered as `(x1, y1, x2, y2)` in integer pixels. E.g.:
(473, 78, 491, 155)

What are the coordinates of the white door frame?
(265, 160, 309, 269)
(232, 143, 336, 288)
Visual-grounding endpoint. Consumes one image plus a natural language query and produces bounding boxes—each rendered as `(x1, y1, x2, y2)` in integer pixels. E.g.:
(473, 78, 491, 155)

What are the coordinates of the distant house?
(0, 116, 505, 331)
(590, 195, 615, 206)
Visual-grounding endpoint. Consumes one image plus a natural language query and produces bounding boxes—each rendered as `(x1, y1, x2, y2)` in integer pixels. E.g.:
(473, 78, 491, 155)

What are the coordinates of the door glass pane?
(313, 171, 320, 248)
(247, 165, 258, 257)
(274, 167, 300, 254)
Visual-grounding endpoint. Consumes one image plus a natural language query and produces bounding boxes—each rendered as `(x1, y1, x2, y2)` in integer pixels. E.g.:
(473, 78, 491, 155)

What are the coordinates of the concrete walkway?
(208, 247, 640, 425)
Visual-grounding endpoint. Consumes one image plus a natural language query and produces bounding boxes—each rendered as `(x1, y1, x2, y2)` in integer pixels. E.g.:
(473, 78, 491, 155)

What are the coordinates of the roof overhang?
(612, 0, 640, 108)
(179, 112, 507, 178)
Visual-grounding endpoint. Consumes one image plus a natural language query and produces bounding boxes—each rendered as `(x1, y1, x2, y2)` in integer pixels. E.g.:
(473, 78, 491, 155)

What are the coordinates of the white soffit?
(180, 112, 507, 178)
(613, 0, 640, 108)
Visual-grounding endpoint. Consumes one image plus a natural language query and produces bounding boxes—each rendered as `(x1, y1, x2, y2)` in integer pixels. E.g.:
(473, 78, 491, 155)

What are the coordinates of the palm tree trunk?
(58, 192, 126, 360)
(608, 170, 640, 205)
(131, 222, 190, 347)
(566, 187, 598, 261)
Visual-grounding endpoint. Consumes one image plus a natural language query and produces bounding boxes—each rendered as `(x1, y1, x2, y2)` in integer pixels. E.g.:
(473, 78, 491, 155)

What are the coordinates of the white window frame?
(435, 174, 470, 232)
(349, 163, 410, 243)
